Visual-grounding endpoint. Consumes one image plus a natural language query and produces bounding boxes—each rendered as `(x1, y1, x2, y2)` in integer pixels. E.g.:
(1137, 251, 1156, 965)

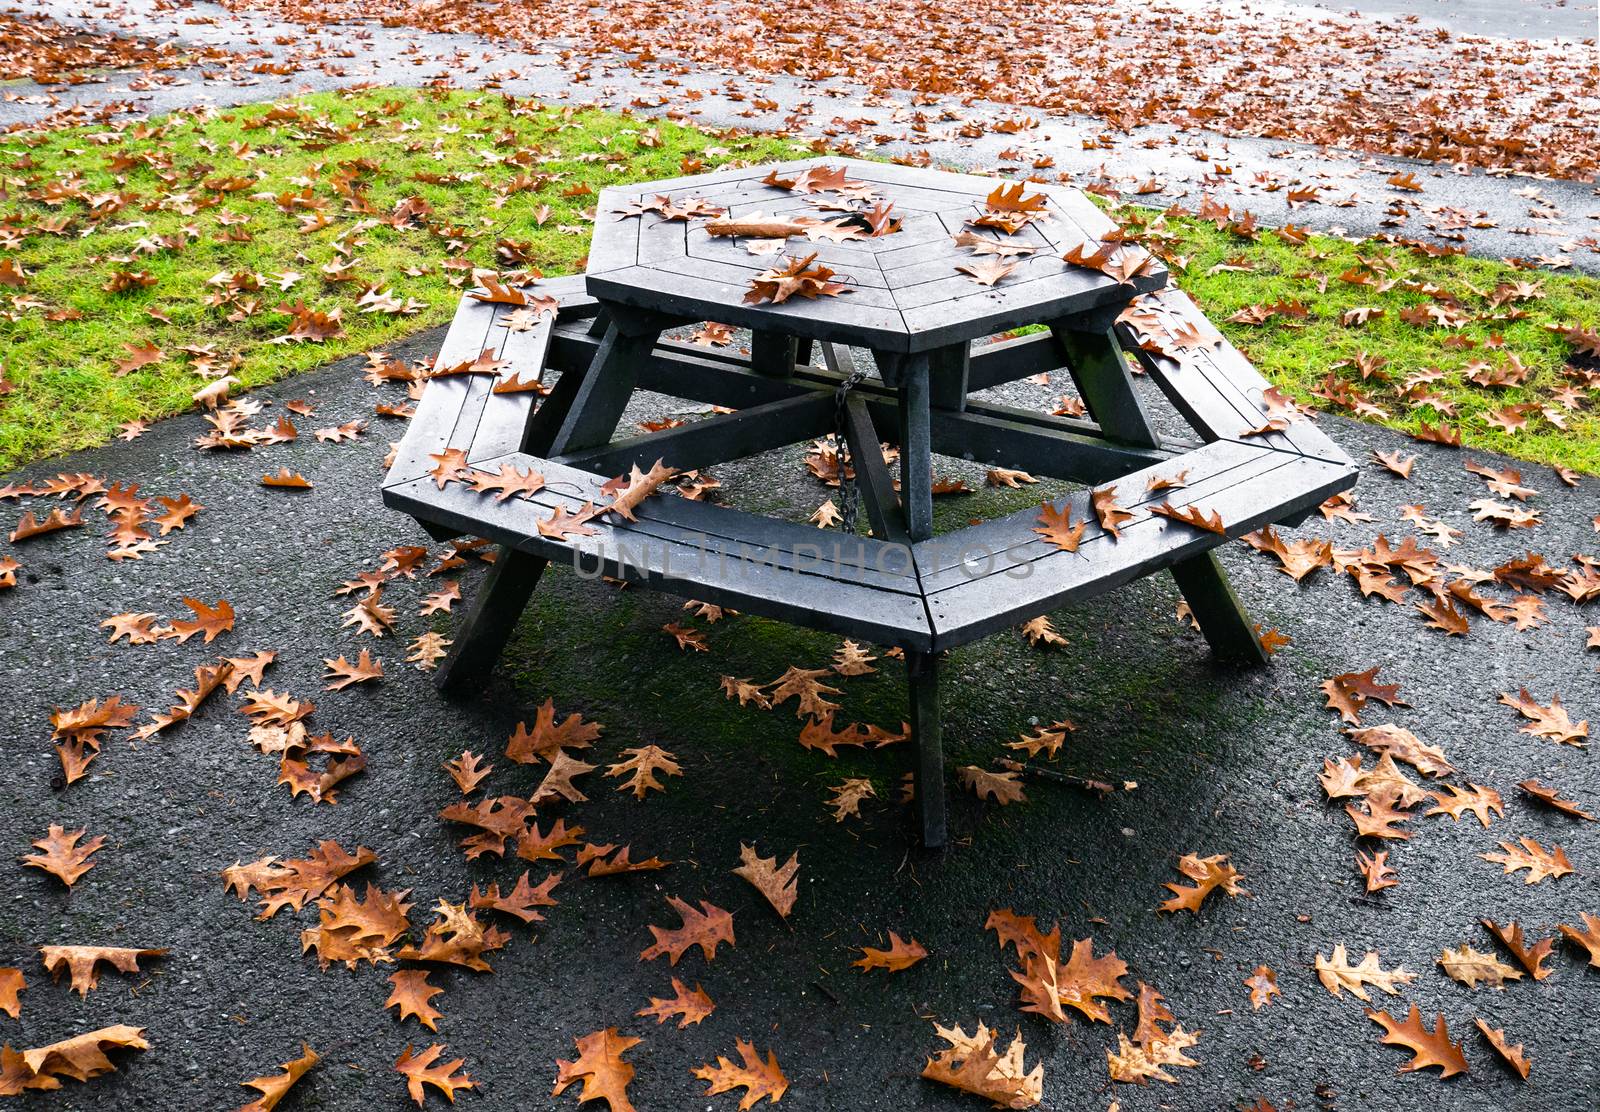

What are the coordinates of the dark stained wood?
(896, 352, 934, 541)
(1050, 323, 1161, 449)
(928, 342, 970, 411)
(751, 330, 798, 377)
(843, 395, 908, 547)
(556, 393, 835, 476)
(391, 160, 1360, 844)
(1170, 552, 1270, 664)
(907, 649, 946, 849)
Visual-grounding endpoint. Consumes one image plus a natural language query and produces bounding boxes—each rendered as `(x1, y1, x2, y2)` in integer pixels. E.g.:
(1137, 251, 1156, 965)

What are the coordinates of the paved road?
(1, 330, 1597, 1110)
(1304, 0, 1596, 38)
(10, 0, 1599, 275)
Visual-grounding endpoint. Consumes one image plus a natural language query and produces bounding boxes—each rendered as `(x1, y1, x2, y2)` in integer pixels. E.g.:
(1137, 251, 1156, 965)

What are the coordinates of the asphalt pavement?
(1, 328, 1597, 1110)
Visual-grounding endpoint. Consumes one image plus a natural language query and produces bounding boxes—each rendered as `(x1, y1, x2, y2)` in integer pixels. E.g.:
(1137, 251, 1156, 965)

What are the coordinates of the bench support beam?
(907, 649, 947, 849)
(1051, 318, 1265, 666)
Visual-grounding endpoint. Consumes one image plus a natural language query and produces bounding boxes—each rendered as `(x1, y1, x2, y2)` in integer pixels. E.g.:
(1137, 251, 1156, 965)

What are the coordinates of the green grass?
(1124, 208, 1600, 473)
(1, 84, 1597, 474)
(0, 89, 803, 470)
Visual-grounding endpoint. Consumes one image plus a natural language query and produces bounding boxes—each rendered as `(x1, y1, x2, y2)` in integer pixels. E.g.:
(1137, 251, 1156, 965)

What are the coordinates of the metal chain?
(831, 352, 871, 535)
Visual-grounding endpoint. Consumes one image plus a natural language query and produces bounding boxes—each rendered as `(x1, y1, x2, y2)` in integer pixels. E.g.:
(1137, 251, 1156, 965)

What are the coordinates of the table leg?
(1050, 317, 1265, 664)
(751, 330, 797, 377)
(436, 313, 662, 692)
(896, 352, 933, 541)
(907, 648, 947, 849)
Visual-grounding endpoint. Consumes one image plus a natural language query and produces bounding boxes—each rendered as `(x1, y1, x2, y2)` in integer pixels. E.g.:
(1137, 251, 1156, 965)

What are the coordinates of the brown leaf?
(1481, 920, 1554, 981)
(385, 971, 444, 1032)
(1314, 945, 1415, 1001)
(1366, 1004, 1468, 1077)
(37, 946, 167, 996)
(1499, 689, 1587, 746)
(0, 1025, 149, 1097)
(553, 1028, 639, 1112)
(322, 649, 383, 691)
(1157, 853, 1247, 913)
(1032, 502, 1085, 551)
(261, 469, 313, 489)
(1516, 779, 1595, 822)
(959, 765, 1027, 805)
(955, 257, 1019, 287)
(921, 1021, 1043, 1109)
(444, 751, 493, 795)
(640, 896, 735, 964)
(505, 697, 603, 763)
(1559, 912, 1600, 969)
(693, 1039, 788, 1108)
(21, 825, 105, 887)
(1474, 1020, 1530, 1081)
(605, 745, 681, 799)
(854, 932, 928, 973)
(1149, 500, 1226, 534)
(0, 969, 22, 1020)
(238, 1044, 318, 1112)
(1480, 837, 1573, 884)
(732, 844, 799, 918)
(637, 977, 715, 1028)
(1090, 486, 1133, 539)
(1243, 966, 1279, 1010)
(1437, 943, 1522, 989)
(394, 1044, 475, 1107)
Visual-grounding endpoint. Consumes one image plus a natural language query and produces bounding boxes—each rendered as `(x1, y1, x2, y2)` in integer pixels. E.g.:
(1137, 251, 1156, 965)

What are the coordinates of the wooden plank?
(434, 548, 548, 691)
(899, 275, 1162, 352)
(927, 342, 970, 411)
(548, 321, 659, 455)
(555, 394, 835, 477)
(923, 404, 1173, 485)
(465, 311, 555, 464)
(921, 453, 1353, 648)
(588, 266, 910, 352)
(967, 331, 1059, 390)
(383, 296, 499, 487)
(913, 439, 1276, 582)
(384, 475, 934, 647)
(750, 330, 798, 376)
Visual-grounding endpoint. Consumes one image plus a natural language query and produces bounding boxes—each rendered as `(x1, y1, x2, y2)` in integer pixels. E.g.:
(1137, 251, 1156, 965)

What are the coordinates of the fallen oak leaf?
(0, 970, 21, 1019)
(394, 1044, 475, 1108)
(641, 896, 735, 964)
(385, 971, 444, 1032)
(692, 1039, 788, 1108)
(955, 257, 1019, 287)
(1150, 501, 1226, 535)
(1480, 837, 1573, 884)
(37, 946, 167, 996)
(854, 932, 928, 973)
(322, 649, 383, 691)
(1366, 1004, 1469, 1078)
(261, 470, 313, 490)
(1090, 486, 1133, 539)
(732, 843, 799, 918)
(921, 1020, 1043, 1109)
(1437, 943, 1522, 989)
(21, 826, 104, 887)
(1474, 1020, 1530, 1081)
(238, 1044, 318, 1112)
(553, 1028, 639, 1112)
(1314, 944, 1415, 1001)
(0, 1025, 149, 1097)
(1481, 919, 1554, 981)
(1516, 780, 1595, 821)
(1157, 853, 1247, 914)
(1559, 913, 1600, 968)
(637, 978, 714, 1028)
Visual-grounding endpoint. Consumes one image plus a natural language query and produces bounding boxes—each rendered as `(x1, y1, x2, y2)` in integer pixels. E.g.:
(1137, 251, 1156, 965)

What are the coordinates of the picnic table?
(383, 158, 1358, 847)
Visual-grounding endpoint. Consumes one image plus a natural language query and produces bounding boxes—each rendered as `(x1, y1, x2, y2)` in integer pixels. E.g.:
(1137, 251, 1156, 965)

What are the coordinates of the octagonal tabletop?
(587, 158, 1167, 354)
